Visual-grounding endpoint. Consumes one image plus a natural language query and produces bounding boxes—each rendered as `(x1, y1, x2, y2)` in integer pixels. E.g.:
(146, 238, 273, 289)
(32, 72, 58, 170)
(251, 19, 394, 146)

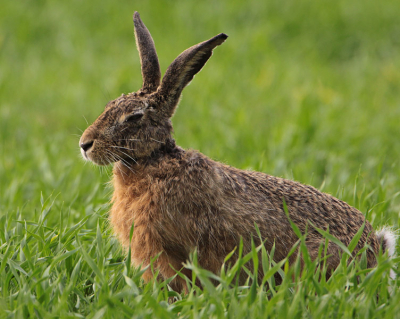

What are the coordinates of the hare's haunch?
(80, 12, 396, 291)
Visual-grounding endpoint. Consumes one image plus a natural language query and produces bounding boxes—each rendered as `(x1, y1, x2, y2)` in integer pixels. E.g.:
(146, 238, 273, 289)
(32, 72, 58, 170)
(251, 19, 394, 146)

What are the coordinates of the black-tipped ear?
(133, 12, 161, 94)
(151, 33, 228, 118)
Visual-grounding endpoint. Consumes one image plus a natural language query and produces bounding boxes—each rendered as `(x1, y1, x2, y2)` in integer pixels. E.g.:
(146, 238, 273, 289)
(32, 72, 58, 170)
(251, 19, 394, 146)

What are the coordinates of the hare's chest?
(110, 182, 159, 246)
(111, 190, 173, 267)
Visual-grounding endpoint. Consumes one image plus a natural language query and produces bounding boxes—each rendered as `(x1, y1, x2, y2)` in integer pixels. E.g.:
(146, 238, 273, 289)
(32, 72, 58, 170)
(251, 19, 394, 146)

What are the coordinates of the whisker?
(118, 138, 141, 142)
(114, 159, 127, 180)
(118, 150, 138, 165)
(82, 115, 89, 125)
(150, 138, 164, 144)
(113, 153, 137, 174)
(105, 153, 114, 166)
(101, 153, 113, 174)
(106, 150, 136, 175)
(110, 145, 137, 152)
(101, 87, 111, 102)
(105, 150, 118, 164)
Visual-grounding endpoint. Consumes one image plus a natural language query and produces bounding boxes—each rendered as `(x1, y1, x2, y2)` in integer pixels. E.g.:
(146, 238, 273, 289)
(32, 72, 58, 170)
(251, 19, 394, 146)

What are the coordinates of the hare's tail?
(376, 227, 397, 279)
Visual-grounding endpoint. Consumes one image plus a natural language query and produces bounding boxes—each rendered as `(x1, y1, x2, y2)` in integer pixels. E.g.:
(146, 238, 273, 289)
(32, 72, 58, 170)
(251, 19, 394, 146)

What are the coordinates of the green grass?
(1, 0, 400, 317)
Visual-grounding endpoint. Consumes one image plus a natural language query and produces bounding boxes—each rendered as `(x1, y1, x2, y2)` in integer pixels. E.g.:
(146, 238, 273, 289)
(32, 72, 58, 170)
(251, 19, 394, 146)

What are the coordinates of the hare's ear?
(152, 33, 228, 118)
(133, 12, 161, 94)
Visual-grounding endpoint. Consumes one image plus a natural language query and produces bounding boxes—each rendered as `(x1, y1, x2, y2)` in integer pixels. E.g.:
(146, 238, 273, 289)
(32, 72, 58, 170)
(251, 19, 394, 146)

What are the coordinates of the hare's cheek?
(89, 149, 108, 165)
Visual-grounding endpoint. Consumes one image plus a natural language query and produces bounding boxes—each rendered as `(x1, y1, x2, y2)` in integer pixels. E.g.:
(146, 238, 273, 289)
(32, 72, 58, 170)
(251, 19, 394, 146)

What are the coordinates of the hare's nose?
(80, 140, 94, 152)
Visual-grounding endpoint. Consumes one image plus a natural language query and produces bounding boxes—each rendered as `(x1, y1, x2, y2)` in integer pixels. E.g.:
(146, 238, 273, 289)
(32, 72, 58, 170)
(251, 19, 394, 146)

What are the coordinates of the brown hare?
(80, 12, 396, 292)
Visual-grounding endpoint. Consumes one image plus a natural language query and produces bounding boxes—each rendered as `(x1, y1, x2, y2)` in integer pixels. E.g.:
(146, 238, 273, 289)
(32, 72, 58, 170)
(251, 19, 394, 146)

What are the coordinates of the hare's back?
(215, 161, 378, 250)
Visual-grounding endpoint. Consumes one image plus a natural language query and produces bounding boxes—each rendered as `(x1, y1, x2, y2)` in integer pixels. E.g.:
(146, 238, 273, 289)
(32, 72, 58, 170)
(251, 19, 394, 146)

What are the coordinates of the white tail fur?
(376, 227, 397, 279)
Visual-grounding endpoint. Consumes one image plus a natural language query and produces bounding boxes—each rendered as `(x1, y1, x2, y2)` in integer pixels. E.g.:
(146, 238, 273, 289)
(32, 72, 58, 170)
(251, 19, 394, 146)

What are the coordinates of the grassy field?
(1, 0, 400, 317)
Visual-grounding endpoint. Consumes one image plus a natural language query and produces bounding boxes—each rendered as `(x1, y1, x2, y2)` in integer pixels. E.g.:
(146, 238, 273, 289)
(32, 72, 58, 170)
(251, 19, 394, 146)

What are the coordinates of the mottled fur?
(80, 12, 396, 292)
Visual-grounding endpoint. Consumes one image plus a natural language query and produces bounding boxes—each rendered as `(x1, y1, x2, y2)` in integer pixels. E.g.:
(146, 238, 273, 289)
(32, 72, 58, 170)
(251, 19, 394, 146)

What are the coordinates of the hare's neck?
(112, 140, 184, 185)
(147, 138, 181, 163)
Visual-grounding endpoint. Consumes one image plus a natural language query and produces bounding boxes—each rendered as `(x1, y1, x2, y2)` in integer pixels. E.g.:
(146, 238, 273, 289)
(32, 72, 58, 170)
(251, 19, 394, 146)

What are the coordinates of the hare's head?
(79, 12, 227, 165)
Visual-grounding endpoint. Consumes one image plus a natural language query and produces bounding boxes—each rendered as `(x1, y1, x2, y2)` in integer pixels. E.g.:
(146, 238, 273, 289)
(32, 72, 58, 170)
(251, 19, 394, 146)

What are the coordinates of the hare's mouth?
(80, 143, 116, 166)
(81, 149, 113, 166)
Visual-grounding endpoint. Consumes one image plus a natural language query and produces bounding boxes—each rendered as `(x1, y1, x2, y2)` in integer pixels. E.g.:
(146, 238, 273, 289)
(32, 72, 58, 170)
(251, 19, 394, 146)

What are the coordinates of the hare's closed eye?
(124, 113, 143, 123)
(117, 112, 144, 125)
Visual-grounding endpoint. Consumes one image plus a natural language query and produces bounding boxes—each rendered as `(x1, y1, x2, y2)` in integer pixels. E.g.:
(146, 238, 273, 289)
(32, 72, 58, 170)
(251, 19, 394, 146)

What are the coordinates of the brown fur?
(80, 12, 389, 292)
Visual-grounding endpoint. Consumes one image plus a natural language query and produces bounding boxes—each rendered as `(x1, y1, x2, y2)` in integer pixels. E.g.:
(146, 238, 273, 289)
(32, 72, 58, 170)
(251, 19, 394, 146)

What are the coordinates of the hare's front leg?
(131, 227, 190, 293)
(139, 255, 190, 293)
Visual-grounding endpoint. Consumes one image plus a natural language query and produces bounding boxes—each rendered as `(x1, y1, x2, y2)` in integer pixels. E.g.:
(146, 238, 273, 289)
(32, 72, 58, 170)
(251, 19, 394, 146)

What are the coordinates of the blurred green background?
(1, 0, 400, 228)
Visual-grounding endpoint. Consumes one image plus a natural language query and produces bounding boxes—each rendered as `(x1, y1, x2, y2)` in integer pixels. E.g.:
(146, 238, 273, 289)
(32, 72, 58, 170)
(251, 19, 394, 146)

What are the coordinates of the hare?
(80, 12, 396, 292)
